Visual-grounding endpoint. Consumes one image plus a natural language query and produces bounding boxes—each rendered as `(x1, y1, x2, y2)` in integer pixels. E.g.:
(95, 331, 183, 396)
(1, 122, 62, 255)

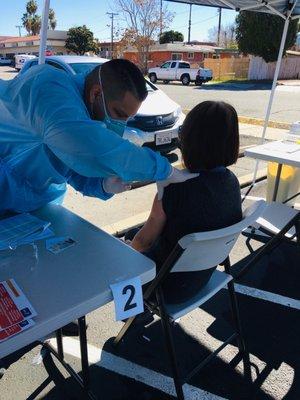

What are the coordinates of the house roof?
(0, 35, 39, 44)
(0, 36, 15, 42)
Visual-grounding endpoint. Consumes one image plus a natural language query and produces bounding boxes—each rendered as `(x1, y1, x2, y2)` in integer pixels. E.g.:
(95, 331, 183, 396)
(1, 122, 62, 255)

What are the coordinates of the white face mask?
(98, 69, 128, 136)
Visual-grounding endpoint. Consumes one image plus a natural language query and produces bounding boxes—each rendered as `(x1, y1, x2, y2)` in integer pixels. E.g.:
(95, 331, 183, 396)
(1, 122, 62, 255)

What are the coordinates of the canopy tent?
(164, 0, 300, 19)
(38, 0, 299, 189)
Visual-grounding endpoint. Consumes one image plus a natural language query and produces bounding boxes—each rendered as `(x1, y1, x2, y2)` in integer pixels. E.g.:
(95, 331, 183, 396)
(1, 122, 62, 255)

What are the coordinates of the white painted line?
(233, 284, 300, 310)
(49, 337, 226, 400)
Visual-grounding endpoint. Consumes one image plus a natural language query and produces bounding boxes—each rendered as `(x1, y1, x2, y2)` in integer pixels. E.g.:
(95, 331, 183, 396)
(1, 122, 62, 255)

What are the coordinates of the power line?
(173, 13, 218, 30)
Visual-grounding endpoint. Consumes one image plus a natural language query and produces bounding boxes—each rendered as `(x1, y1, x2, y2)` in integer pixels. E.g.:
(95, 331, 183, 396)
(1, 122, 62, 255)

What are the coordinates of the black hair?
(85, 58, 147, 103)
(180, 101, 240, 171)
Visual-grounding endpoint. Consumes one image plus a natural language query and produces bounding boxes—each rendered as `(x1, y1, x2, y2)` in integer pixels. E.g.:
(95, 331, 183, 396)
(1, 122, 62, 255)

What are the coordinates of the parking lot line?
(233, 284, 300, 310)
(49, 337, 226, 400)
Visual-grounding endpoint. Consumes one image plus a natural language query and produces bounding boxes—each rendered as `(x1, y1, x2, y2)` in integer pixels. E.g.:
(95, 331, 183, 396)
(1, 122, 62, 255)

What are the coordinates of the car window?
(178, 62, 190, 69)
(171, 62, 177, 68)
(46, 60, 67, 71)
(161, 62, 171, 69)
(69, 62, 103, 74)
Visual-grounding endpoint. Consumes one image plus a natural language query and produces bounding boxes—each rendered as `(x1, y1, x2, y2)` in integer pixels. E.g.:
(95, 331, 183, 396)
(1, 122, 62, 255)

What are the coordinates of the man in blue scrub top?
(0, 59, 196, 214)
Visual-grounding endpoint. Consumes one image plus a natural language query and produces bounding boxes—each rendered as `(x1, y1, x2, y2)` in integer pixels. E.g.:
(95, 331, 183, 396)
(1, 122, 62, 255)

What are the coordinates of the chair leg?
(156, 288, 185, 400)
(113, 316, 137, 347)
(226, 281, 252, 383)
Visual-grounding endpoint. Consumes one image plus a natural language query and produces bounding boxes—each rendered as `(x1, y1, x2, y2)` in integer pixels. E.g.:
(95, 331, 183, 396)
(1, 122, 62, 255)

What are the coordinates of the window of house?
(187, 52, 194, 59)
(171, 53, 183, 60)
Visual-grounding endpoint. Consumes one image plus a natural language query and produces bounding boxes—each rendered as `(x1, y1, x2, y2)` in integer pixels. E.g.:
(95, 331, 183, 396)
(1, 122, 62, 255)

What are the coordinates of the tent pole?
(250, 15, 290, 189)
(38, 0, 50, 64)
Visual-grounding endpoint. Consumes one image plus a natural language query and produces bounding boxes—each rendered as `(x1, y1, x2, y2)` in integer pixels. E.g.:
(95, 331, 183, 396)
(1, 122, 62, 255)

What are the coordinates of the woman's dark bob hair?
(180, 101, 239, 171)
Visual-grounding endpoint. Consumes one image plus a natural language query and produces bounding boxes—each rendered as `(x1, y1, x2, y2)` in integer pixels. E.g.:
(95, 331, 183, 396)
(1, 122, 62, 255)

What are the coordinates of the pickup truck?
(148, 60, 213, 86)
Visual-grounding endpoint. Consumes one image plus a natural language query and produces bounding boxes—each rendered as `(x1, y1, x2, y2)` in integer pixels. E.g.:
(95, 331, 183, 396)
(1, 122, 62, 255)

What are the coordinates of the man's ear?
(89, 83, 102, 104)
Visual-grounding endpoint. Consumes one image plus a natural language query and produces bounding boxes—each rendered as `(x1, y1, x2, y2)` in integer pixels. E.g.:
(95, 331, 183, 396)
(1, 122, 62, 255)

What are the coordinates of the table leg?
(56, 328, 64, 360)
(78, 316, 89, 389)
(272, 163, 282, 202)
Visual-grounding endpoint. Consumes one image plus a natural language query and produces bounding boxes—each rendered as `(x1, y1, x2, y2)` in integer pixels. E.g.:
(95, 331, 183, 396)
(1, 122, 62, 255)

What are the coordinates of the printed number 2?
(123, 284, 137, 311)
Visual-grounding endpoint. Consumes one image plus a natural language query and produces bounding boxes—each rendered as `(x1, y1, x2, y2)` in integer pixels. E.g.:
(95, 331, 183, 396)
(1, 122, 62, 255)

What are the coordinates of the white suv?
(21, 55, 185, 155)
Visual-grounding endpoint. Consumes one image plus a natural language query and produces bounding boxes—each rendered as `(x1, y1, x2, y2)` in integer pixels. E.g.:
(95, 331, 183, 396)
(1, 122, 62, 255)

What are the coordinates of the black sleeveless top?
(148, 168, 242, 303)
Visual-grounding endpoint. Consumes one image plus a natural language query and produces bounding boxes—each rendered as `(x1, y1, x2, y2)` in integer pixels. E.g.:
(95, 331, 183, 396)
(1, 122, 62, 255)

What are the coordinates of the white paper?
(110, 276, 144, 321)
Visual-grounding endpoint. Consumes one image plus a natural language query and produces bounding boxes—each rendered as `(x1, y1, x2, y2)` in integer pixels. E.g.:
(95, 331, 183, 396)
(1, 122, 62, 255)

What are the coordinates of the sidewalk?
(278, 79, 300, 86)
(239, 122, 287, 141)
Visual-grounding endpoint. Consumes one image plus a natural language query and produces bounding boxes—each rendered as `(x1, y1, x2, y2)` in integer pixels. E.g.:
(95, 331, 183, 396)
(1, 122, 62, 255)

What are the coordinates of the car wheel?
(181, 75, 190, 86)
(163, 80, 170, 84)
(149, 73, 157, 83)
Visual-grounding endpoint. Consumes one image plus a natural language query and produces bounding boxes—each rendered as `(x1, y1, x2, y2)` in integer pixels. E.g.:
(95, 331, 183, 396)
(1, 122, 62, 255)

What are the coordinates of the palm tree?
(22, 1, 57, 35)
(48, 9, 57, 30)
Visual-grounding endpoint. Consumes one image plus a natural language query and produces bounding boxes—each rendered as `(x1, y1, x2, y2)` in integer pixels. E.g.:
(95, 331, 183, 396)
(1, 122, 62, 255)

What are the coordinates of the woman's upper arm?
(131, 195, 167, 251)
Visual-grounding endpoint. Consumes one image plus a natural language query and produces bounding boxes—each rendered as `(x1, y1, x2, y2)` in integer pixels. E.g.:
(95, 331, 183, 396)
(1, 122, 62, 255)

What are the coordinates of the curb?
(183, 109, 291, 130)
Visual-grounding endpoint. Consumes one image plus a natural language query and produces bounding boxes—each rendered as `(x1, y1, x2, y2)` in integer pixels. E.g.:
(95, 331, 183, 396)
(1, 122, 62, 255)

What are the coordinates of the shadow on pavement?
(194, 82, 272, 91)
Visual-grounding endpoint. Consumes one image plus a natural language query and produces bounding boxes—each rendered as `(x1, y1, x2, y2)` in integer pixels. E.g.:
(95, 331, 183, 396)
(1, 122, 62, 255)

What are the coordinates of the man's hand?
(156, 167, 199, 200)
(103, 176, 131, 194)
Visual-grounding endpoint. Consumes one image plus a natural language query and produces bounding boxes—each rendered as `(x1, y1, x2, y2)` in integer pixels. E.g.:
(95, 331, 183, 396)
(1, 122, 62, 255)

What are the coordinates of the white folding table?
(245, 140, 300, 202)
(0, 204, 156, 399)
(237, 141, 300, 279)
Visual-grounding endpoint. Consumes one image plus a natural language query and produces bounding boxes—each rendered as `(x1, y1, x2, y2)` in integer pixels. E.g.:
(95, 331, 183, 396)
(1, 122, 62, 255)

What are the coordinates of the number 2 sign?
(110, 276, 144, 321)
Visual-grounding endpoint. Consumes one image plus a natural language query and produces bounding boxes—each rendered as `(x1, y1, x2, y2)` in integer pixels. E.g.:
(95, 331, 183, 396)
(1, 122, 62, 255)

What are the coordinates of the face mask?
(98, 70, 127, 137)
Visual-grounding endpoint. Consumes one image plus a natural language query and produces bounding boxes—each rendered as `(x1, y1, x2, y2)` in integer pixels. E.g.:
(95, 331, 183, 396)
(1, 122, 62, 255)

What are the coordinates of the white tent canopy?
(165, 0, 300, 19)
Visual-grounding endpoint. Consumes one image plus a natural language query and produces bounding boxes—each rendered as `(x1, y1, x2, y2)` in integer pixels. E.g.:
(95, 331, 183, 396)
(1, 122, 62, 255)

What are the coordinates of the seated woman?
(130, 101, 242, 304)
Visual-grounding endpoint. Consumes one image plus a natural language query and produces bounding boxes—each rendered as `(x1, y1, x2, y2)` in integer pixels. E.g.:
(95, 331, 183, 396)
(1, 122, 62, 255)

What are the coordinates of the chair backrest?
(171, 200, 267, 273)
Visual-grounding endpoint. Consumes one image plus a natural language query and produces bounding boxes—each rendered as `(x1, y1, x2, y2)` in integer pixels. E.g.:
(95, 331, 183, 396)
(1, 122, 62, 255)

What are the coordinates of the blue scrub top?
(0, 65, 171, 213)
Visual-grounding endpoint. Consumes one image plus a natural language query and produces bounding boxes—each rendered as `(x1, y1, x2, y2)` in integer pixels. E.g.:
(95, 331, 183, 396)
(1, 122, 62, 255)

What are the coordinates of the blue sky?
(0, 0, 237, 42)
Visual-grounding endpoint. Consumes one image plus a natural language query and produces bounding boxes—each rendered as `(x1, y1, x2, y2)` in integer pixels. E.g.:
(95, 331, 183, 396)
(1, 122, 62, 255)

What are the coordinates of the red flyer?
(0, 319, 35, 343)
(0, 279, 37, 330)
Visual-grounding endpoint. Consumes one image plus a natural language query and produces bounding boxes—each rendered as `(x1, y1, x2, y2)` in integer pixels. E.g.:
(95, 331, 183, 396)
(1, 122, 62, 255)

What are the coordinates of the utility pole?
(217, 7, 222, 46)
(106, 12, 118, 59)
(160, 0, 163, 39)
(188, 4, 192, 44)
(15, 25, 22, 37)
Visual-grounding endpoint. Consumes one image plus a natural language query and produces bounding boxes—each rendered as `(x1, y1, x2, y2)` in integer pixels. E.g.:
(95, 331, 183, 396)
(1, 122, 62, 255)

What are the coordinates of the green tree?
(65, 26, 98, 55)
(159, 30, 184, 44)
(22, 1, 57, 35)
(236, 11, 298, 63)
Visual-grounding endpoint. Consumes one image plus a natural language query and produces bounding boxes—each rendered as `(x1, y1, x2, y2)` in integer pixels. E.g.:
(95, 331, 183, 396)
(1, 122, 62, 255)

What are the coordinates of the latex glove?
(156, 167, 199, 200)
(103, 176, 131, 194)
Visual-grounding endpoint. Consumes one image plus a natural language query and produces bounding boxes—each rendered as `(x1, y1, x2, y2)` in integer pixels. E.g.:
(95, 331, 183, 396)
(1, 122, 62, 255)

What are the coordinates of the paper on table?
(0, 213, 52, 250)
(0, 319, 35, 343)
(0, 279, 37, 329)
(264, 141, 300, 154)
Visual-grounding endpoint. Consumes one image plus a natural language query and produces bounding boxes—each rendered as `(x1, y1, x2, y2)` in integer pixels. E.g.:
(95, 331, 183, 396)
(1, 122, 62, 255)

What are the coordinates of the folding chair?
(113, 200, 267, 400)
(243, 202, 300, 246)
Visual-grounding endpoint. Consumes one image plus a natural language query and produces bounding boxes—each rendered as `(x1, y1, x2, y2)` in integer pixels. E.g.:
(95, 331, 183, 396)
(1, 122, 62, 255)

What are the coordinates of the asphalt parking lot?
(155, 81, 300, 124)
(1, 65, 299, 399)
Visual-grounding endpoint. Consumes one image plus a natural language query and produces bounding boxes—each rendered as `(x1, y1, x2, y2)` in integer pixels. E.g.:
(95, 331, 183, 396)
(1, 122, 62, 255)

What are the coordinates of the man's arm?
(66, 172, 113, 200)
(131, 195, 167, 253)
(19, 66, 172, 182)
